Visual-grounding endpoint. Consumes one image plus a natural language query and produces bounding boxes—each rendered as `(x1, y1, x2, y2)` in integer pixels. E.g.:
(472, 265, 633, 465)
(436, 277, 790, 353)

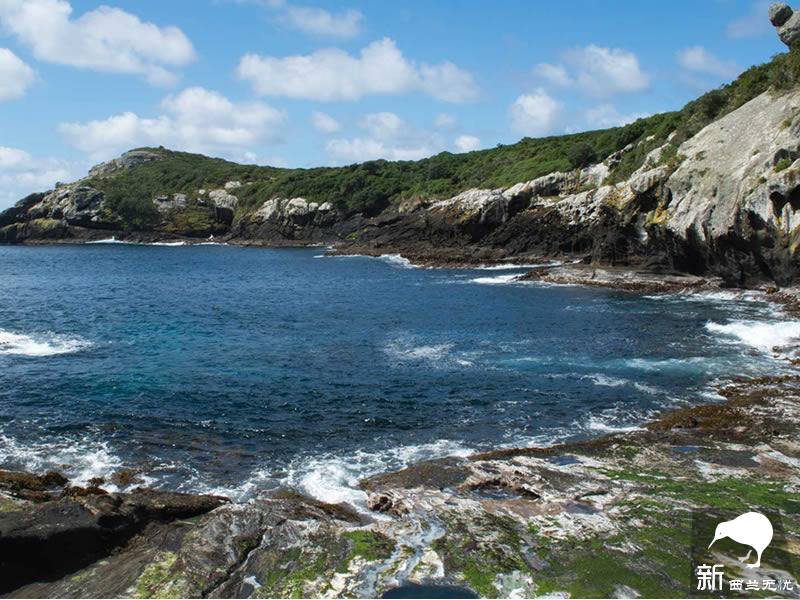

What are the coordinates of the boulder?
(771, 3, 800, 46)
(208, 189, 238, 209)
(770, 2, 793, 26)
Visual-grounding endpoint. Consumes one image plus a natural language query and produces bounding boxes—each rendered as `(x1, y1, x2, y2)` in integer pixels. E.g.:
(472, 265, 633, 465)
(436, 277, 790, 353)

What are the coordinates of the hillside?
(3, 37, 800, 286)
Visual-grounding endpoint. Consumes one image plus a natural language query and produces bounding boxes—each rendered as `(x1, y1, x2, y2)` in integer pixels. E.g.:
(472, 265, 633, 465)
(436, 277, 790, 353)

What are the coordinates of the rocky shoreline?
(2, 370, 798, 599)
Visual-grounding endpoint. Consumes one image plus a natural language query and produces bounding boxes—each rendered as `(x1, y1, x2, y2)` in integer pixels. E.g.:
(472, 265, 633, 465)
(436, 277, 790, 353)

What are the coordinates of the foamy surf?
(0, 329, 91, 357)
(469, 274, 521, 285)
(86, 236, 128, 244)
(283, 440, 474, 510)
(705, 319, 800, 357)
(473, 261, 561, 270)
(0, 434, 123, 489)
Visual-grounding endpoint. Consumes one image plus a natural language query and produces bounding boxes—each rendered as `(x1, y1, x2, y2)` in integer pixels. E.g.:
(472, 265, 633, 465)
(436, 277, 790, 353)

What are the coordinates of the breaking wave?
(0, 434, 124, 489)
(705, 319, 800, 358)
(0, 329, 91, 357)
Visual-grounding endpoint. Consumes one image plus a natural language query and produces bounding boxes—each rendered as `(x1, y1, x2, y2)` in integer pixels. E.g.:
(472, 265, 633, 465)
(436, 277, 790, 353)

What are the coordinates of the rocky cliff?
(3, 9, 800, 287)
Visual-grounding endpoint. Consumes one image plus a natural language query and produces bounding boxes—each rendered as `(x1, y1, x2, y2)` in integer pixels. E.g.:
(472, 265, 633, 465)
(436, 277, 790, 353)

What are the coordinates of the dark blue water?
(0, 244, 791, 503)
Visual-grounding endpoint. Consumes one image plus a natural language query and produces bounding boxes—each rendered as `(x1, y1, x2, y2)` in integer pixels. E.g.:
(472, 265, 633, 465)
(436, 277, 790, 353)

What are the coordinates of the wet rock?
(0, 486, 227, 593)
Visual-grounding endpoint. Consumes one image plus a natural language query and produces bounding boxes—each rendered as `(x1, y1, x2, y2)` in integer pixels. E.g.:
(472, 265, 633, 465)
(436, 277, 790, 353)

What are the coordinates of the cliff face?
(4, 30, 800, 286)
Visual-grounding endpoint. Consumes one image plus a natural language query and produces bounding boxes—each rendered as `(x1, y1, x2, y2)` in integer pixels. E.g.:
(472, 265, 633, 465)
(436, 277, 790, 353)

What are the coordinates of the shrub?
(566, 142, 598, 169)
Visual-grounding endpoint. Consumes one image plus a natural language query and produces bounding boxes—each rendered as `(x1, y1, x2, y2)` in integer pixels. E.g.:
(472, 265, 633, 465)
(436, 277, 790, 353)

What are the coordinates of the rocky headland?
(3, 8, 800, 292)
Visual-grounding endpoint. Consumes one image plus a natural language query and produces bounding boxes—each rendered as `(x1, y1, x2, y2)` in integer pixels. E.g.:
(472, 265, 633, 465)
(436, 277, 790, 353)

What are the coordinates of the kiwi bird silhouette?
(708, 512, 773, 568)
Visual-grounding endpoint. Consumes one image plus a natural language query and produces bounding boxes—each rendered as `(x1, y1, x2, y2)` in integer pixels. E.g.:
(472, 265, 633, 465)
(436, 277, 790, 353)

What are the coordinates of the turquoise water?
(0, 244, 793, 504)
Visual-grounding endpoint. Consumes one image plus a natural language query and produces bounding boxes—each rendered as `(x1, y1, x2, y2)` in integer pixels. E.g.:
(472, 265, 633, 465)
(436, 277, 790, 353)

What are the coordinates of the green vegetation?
(342, 530, 395, 562)
(134, 552, 184, 599)
(775, 157, 793, 172)
(82, 46, 800, 225)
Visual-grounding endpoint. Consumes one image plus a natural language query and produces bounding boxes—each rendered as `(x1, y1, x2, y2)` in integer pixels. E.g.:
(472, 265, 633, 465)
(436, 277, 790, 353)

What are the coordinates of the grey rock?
(88, 150, 163, 177)
(208, 189, 239, 209)
(770, 2, 793, 26)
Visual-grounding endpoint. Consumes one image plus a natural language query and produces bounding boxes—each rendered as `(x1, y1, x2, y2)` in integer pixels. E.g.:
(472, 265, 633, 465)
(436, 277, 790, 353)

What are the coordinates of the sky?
(0, 0, 787, 208)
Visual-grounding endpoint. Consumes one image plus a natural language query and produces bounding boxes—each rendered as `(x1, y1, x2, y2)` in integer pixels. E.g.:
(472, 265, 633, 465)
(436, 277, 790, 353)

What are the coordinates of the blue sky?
(0, 0, 786, 207)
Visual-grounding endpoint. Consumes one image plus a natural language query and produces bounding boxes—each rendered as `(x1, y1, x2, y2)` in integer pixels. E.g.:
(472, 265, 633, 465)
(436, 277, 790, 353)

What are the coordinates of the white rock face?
(224, 181, 242, 191)
(254, 197, 332, 223)
(208, 189, 239, 209)
(154, 193, 187, 213)
(666, 89, 800, 242)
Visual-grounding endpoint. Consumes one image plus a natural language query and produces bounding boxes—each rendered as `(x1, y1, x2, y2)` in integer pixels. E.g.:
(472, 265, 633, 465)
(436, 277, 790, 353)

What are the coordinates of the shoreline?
(1, 241, 799, 596)
(2, 372, 799, 597)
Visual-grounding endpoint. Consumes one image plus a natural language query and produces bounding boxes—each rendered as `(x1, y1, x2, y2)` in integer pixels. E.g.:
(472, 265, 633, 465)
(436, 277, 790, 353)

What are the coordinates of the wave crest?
(0, 329, 91, 357)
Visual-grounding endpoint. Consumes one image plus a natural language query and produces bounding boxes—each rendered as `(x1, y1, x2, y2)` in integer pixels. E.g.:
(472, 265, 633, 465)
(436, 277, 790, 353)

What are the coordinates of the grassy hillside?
(85, 46, 800, 227)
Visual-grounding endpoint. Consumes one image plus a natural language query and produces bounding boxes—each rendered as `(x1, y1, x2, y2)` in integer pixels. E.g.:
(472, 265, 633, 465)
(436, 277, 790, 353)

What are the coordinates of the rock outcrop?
(0, 475, 227, 594)
(1, 7, 800, 286)
(3, 376, 799, 598)
(771, 2, 800, 46)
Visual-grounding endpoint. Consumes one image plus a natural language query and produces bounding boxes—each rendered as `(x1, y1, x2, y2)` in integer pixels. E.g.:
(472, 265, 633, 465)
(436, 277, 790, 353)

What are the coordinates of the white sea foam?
(473, 261, 561, 270)
(0, 434, 123, 489)
(581, 374, 662, 396)
(86, 236, 128, 244)
(383, 337, 478, 368)
(705, 319, 800, 357)
(0, 329, 91, 357)
(469, 274, 521, 285)
(283, 439, 473, 510)
(149, 241, 186, 247)
(376, 254, 415, 268)
(583, 415, 643, 434)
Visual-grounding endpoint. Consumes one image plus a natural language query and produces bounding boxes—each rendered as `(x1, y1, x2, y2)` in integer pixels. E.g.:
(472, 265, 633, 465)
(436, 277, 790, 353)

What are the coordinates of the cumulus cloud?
(237, 38, 479, 102)
(311, 110, 341, 133)
(0, 48, 34, 100)
(535, 45, 649, 97)
(676, 46, 738, 79)
(509, 89, 562, 136)
(727, 0, 771, 38)
(325, 111, 448, 163)
(0, 0, 195, 85)
(58, 87, 285, 161)
(584, 104, 650, 129)
(454, 135, 480, 152)
(0, 146, 78, 208)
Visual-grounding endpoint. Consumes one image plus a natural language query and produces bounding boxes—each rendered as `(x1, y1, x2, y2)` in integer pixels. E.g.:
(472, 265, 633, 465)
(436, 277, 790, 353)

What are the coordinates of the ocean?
(0, 243, 794, 508)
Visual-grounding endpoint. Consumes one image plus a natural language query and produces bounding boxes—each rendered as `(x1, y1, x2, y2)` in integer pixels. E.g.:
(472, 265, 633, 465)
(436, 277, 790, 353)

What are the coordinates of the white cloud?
(454, 135, 480, 152)
(534, 63, 571, 87)
(434, 113, 456, 128)
(509, 89, 562, 136)
(326, 111, 446, 163)
(237, 38, 478, 102)
(0, 0, 195, 85)
(535, 45, 649, 97)
(0, 48, 34, 100)
(241, 0, 363, 38)
(0, 146, 78, 208)
(311, 110, 340, 133)
(360, 112, 404, 138)
(676, 46, 738, 79)
(585, 104, 650, 129)
(727, 0, 771, 38)
(58, 87, 285, 161)
(280, 4, 363, 38)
